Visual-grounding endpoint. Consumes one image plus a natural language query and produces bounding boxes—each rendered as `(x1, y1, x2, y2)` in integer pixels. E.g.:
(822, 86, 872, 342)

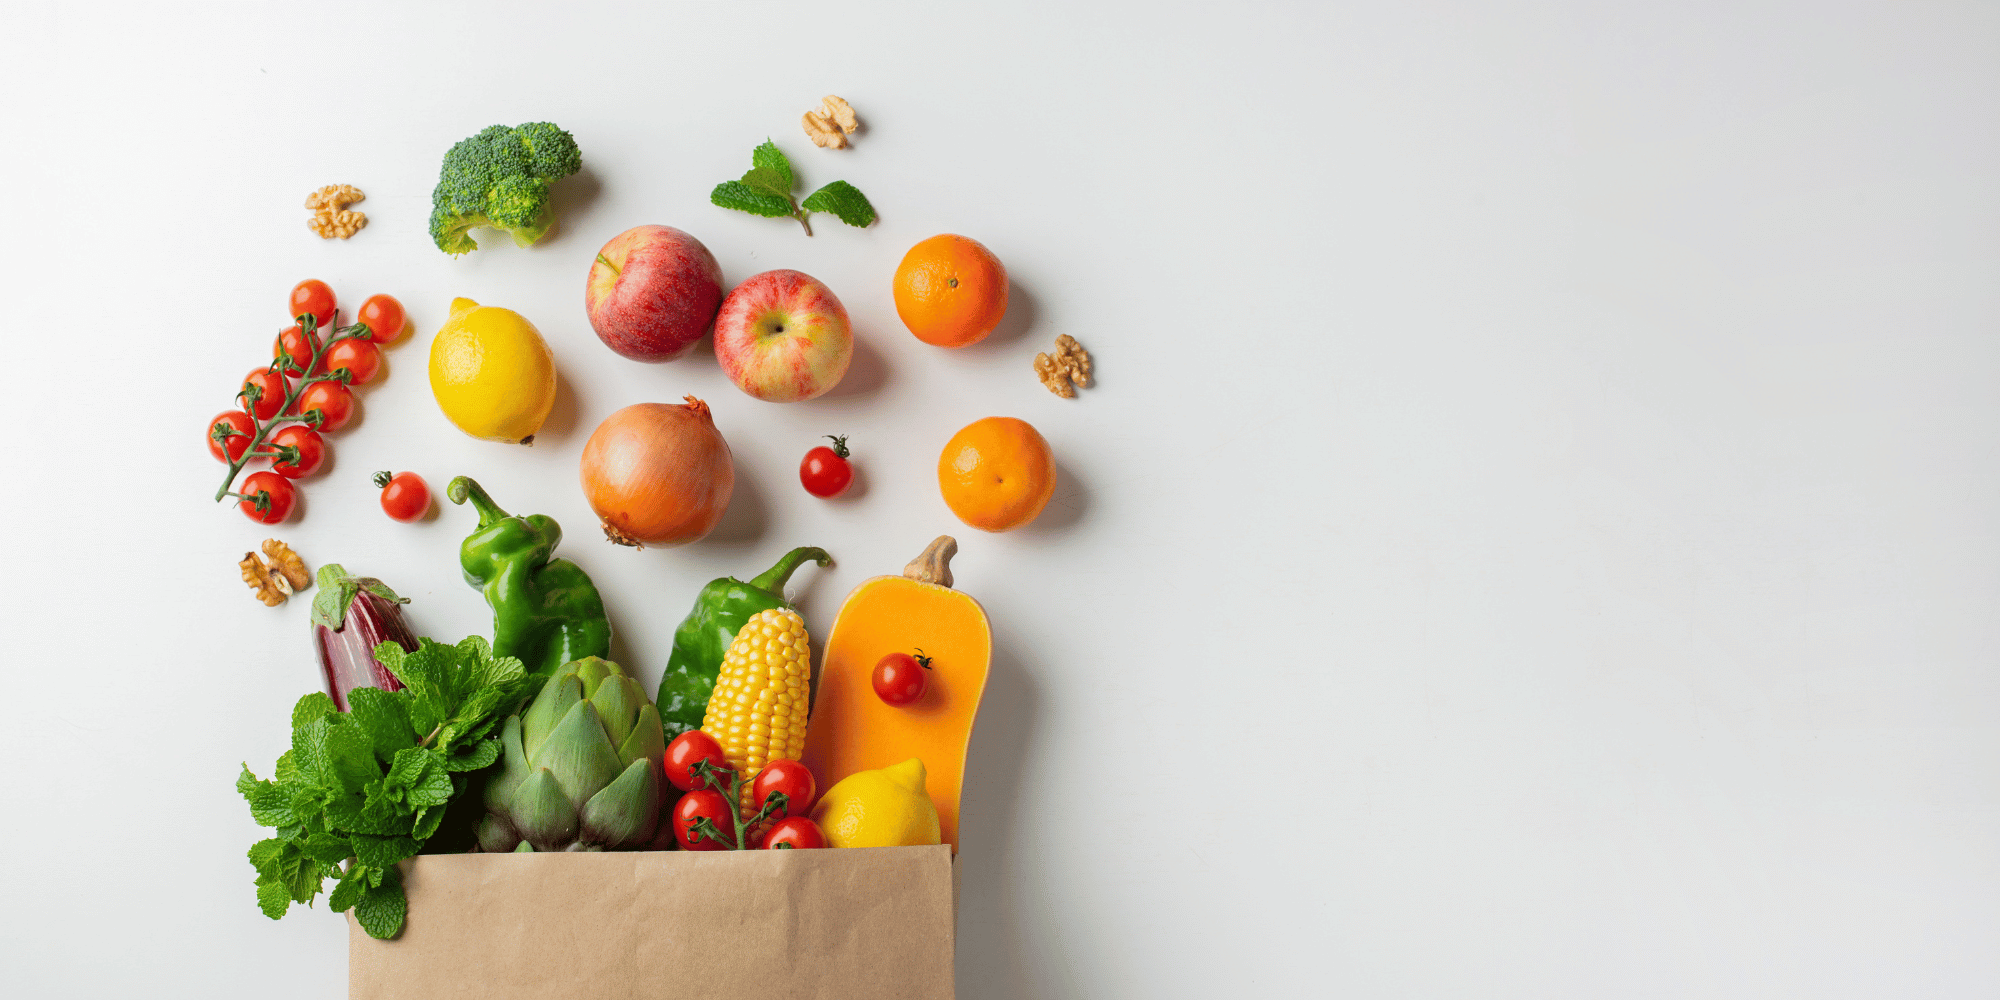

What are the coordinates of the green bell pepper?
(655, 546, 830, 737)
(447, 476, 613, 683)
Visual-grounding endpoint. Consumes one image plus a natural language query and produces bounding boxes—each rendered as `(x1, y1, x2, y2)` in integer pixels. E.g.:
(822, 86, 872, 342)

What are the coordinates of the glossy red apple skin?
(586, 225, 726, 362)
(713, 269, 853, 403)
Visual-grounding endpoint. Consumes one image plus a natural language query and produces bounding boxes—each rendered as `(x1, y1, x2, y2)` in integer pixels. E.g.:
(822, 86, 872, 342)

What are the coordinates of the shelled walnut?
(304, 184, 367, 239)
(239, 539, 310, 606)
(1033, 334, 1093, 398)
(803, 95, 860, 149)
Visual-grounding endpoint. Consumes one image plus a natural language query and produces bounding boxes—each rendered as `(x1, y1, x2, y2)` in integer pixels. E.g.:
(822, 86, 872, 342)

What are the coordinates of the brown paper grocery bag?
(350, 845, 955, 999)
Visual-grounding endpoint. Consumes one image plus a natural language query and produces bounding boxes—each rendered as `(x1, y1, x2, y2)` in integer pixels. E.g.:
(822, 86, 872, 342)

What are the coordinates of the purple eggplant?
(310, 564, 418, 711)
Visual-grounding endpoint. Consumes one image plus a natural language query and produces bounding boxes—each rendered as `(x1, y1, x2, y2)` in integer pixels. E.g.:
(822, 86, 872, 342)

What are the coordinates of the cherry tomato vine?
(209, 308, 383, 516)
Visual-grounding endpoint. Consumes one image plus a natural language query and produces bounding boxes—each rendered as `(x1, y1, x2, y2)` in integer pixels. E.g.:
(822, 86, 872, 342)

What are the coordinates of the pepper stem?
(447, 476, 509, 527)
(747, 546, 833, 592)
(903, 536, 958, 588)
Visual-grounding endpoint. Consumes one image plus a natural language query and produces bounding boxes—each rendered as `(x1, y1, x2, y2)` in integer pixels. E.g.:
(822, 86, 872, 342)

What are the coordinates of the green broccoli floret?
(428, 122, 582, 255)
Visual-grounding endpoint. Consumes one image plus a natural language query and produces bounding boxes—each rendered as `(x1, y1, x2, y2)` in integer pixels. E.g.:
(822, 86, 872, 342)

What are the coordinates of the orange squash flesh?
(800, 537, 990, 850)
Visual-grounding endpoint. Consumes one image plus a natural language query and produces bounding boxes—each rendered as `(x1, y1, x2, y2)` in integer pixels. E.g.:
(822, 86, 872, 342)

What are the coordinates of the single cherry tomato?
(374, 471, 430, 522)
(236, 470, 297, 524)
(799, 435, 854, 498)
(666, 730, 731, 793)
(750, 760, 817, 818)
(289, 279, 336, 330)
(323, 337, 381, 385)
(295, 379, 355, 431)
(239, 368, 289, 421)
(267, 425, 326, 479)
(273, 324, 323, 377)
(355, 293, 406, 344)
(760, 816, 827, 850)
(208, 410, 257, 463)
(872, 649, 934, 706)
(673, 788, 736, 851)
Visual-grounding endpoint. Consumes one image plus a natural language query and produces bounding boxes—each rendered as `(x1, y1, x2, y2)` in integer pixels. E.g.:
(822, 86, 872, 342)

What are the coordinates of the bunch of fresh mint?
(237, 636, 526, 940)
(711, 140, 875, 236)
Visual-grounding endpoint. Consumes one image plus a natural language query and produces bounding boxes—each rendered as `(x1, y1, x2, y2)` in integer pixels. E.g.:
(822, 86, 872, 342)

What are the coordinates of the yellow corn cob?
(700, 607, 813, 817)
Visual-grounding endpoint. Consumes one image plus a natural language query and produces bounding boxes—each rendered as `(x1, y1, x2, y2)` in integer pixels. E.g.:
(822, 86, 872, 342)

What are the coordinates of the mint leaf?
(346, 687, 416, 762)
(752, 140, 793, 191)
(324, 792, 413, 836)
(322, 719, 383, 794)
(802, 181, 876, 228)
(412, 803, 449, 841)
(298, 834, 352, 867)
(327, 869, 365, 913)
(292, 692, 336, 730)
(712, 181, 795, 218)
(351, 834, 420, 869)
(441, 737, 501, 773)
(740, 166, 792, 201)
(256, 876, 292, 919)
(239, 766, 298, 827)
(354, 869, 408, 940)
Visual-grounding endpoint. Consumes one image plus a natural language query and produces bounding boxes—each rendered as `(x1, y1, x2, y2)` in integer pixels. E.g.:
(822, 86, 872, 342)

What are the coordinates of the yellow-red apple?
(714, 270, 852, 403)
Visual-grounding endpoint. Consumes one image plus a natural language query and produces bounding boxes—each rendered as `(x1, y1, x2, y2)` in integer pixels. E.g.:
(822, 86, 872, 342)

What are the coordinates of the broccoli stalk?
(428, 123, 582, 256)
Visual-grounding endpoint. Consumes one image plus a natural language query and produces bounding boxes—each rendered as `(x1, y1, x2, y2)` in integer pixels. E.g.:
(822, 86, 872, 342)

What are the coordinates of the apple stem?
(595, 253, 621, 276)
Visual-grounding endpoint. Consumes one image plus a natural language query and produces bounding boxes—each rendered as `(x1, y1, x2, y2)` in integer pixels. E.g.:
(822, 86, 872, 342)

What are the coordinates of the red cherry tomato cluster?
(664, 731, 827, 850)
(204, 280, 407, 524)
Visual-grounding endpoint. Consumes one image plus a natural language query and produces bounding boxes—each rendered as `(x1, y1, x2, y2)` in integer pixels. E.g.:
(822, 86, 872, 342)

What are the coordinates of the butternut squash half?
(801, 536, 990, 850)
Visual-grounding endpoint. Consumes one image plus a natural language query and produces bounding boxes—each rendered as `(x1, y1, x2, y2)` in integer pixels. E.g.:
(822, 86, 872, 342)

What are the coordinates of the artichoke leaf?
(511, 768, 579, 852)
(618, 703, 666, 769)
(523, 675, 585, 760)
(538, 700, 624, 808)
(590, 674, 642, 748)
(578, 757, 661, 849)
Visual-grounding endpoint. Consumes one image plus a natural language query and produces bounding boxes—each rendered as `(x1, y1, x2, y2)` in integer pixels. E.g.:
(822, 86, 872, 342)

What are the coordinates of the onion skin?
(580, 396, 735, 547)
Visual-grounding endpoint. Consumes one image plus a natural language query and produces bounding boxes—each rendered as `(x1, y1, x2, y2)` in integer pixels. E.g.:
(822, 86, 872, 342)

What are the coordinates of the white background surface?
(4, 2, 1998, 996)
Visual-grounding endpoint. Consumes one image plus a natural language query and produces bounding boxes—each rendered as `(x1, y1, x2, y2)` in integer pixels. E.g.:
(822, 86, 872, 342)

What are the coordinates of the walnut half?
(1034, 334, 1093, 398)
(305, 184, 367, 239)
(239, 539, 310, 606)
(803, 95, 861, 149)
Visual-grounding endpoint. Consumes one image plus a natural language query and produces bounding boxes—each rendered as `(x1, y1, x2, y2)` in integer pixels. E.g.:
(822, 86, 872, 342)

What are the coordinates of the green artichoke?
(477, 656, 667, 852)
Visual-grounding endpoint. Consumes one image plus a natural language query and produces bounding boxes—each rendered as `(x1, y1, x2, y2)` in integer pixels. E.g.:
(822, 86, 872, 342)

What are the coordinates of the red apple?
(586, 225, 725, 362)
(713, 270, 853, 403)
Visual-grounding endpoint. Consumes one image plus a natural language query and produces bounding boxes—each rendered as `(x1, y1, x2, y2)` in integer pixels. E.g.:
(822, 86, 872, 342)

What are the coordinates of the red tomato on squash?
(872, 649, 933, 706)
(673, 789, 736, 851)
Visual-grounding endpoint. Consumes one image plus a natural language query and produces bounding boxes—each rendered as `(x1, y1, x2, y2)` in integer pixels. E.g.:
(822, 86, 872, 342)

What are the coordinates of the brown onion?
(579, 396, 735, 547)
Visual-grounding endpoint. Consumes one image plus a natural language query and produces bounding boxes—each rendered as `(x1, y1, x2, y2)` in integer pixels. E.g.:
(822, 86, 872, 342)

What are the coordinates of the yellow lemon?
(810, 758, 941, 849)
(428, 297, 557, 444)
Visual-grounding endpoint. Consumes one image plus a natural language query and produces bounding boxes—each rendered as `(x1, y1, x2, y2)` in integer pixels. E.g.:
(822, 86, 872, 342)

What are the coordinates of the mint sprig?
(238, 636, 526, 940)
(710, 140, 875, 236)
